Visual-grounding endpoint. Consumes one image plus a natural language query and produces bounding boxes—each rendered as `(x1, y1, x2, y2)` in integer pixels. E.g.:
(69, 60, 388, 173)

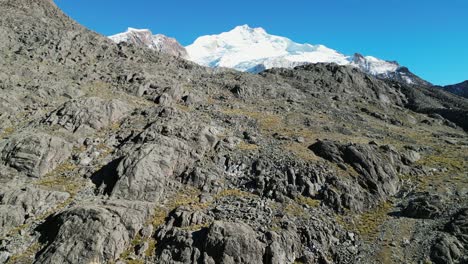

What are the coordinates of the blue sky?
(55, 0, 467, 85)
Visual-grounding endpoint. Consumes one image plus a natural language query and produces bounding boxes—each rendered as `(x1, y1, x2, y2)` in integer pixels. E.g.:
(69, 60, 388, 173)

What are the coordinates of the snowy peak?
(351, 53, 399, 76)
(109, 28, 188, 59)
(185, 25, 429, 85)
(186, 25, 349, 72)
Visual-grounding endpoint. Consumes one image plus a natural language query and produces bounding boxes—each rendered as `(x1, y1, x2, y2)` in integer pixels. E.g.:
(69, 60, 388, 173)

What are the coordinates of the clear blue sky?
(54, 0, 467, 85)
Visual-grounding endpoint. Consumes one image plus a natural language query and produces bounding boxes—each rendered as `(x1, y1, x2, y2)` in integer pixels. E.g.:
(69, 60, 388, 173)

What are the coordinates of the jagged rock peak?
(109, 28, 189, 59)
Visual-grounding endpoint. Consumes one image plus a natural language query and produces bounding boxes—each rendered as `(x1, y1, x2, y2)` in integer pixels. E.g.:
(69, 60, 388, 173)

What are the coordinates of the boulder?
(108, 139, 193, 202)
(309, 140, 402, 211)
(43, 97, 132, 134)
(34, 200, 152, 264)
(264, 231, 302, 264)
(0, 186, 69, 236)
(203, 221, 265, 264)
(401, 193, 443, 219)
(0, 132, 72, 178)
(445, 208, 468, 245)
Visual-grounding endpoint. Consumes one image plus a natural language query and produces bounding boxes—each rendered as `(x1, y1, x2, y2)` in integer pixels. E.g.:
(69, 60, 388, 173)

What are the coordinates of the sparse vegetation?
(36, 161, 81, 194)
(284, 202, 307, 218)
(238, 141, 259, 151)
(0, 126, 15, 139)
(339, 201, 394, 240)
(6, 243, 41, 264)
(295, 195, 321, 208)
(214, 189, 253, 199)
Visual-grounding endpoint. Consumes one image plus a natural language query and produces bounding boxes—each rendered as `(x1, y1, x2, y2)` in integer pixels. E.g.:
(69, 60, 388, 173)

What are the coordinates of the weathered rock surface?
(203, 221, 266, 264)
(445, 209, 468, 245)
(431, 234, 465, 264)
(401, 193, 444, 219)
(0, 186, 69, 236)
(0, 133, 72, 178)
(35, 200, 153, 264)
(310, 140, 403, 212)
(43, 97, 132, 134)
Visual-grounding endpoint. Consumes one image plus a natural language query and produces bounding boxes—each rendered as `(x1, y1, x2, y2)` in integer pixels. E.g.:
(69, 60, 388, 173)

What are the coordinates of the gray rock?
(108, 139, 193, 202)
(310, 140, 402, 211)
(445, 208, 468, 245)
(0, 133, 72, 178)
(265, 231, 301, 264)
(43, 97, 132, 135)
(0, 186, 69, 236)
(34, 200, 152, 264)
(203, 221, 265, 264)
(0, 186, 69, 216)
(402, 150, 421, 164)
(401, 193, 443, 219)
(0, 205, 25, 236)
(431, 234, 464, 264)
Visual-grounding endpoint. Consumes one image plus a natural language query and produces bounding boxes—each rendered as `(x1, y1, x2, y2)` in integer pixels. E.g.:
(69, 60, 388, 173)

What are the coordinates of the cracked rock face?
(35, 200, 153, 264)
(0, 133, 72, 178)
(43, 97, 132, 134)
(0, 187, 69, 236)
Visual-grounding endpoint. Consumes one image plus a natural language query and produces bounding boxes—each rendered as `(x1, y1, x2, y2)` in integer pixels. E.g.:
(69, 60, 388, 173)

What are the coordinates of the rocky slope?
(0, 1, 467, 264)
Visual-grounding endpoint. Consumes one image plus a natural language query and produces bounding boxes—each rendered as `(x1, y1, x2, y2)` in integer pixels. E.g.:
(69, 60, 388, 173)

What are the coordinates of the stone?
(0, 133, 72, 178)
(203, 221, 265, 264)
(401, 193, 443, 219)
(43, 97, 132, 135)
(34, 200, 152, 264)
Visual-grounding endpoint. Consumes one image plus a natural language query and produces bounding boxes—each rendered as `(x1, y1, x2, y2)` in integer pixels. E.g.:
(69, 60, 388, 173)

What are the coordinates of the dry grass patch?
(6, 243, 41, 264)
(238, 141, 259, 151)
(214, 189, 253, 199)
(0, 126, 15, 139)
(339, 201, 393, 241)
(295, 195, 321, 208)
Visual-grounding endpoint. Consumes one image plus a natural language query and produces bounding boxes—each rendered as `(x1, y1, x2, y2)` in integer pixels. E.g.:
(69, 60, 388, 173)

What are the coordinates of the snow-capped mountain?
(110, 25, 430, 86)
(186, 25, 429, 85)
(186, 25, 349, 72)
(109, 28, 188, 59)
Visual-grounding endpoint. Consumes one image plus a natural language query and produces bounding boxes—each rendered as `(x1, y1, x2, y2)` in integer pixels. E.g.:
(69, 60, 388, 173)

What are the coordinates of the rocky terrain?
(0, 0, 466, 264)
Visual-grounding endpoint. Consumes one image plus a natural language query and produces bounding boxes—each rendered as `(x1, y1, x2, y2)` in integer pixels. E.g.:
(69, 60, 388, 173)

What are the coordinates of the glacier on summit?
(186, 25, 350, 73)
(185, 25, 430, 85)
(186, 25, 396, 74)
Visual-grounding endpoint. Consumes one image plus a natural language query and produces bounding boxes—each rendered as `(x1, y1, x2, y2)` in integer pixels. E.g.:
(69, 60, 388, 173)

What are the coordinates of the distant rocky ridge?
(0, 0, 466, 263)
(438, 80, 468, 98)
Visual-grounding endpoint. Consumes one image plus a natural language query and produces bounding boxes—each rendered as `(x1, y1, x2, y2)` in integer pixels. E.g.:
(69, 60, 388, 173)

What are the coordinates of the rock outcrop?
(0, 133, 72, 178)
(0, 0, 466, 263)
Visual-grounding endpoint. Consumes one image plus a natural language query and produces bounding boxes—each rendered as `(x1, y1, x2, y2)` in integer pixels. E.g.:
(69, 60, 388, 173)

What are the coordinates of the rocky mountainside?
(110, 28, 189, 59)
(0, 1, 467, 264)
(439, 81, 468, 98)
